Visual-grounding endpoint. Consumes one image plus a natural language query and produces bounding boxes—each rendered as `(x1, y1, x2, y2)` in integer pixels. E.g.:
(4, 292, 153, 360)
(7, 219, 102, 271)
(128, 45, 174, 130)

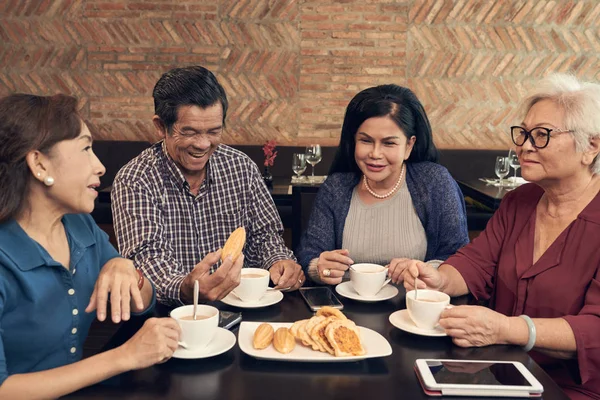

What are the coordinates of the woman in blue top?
(0, 94, 181, 399)
(296, 85, 469, 285)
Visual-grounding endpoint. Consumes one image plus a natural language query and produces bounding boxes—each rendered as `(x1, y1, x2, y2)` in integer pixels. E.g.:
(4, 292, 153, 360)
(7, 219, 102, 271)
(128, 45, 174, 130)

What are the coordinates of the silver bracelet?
(519, 315, 536, 352)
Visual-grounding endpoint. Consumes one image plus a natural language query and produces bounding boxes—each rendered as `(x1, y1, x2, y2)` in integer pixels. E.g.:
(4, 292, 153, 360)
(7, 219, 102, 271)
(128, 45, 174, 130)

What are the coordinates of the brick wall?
(1, 0, 598, 149)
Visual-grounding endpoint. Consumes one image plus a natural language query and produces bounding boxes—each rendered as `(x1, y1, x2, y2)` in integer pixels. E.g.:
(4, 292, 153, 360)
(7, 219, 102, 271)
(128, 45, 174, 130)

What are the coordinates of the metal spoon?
(267, 286, 291, 292)
(193, 280, 199, 320)
(414, 277, 419, 300)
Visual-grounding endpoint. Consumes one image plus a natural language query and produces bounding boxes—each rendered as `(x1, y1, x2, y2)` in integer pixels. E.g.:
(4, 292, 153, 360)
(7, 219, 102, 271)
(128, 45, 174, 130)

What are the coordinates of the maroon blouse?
(446, 183, 600, 400)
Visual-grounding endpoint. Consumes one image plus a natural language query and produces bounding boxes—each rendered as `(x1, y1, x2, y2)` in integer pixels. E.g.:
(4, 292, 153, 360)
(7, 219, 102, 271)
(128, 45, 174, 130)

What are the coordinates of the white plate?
(238, 321, 392, 362)
(335, 281, 399, 302)
(388, 309, 447, 337)
(172, 327, 237, 359)
(220, 290, 284, 309)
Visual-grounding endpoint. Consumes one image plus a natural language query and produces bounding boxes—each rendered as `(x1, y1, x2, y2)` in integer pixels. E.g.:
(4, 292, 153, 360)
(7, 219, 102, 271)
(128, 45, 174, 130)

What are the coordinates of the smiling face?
(354, 116, 415, 188)
(156, 103, 223, 184)
(41, 123, 106, 214)
(517, 99, 592, 184)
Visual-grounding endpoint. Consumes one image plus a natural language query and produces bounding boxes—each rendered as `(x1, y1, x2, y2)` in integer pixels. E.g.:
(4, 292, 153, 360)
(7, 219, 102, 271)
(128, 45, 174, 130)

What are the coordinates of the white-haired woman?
(403, 73, 600, 400)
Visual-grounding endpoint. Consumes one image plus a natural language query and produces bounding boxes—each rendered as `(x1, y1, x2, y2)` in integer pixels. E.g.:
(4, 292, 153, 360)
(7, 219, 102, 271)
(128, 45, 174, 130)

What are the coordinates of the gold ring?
(323, 269, 331, 277)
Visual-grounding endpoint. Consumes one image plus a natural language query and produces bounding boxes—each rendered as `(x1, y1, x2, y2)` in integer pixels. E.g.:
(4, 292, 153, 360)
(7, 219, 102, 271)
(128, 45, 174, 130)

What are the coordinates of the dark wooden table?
(67, 289, 568, 400)
(457, 179, 516, 211)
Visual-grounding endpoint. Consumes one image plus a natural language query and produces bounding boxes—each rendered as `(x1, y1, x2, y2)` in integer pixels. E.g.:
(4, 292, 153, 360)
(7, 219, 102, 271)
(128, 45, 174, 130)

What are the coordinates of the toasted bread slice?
(301, 316, 327, 352)
(325, 320, 365, 357)
(290, 319, 308, 338)
(310, 316, 336, 355)
(290, 319, 311, 345)
(296, 317, 319, 349)
(316, 306, 347, 320)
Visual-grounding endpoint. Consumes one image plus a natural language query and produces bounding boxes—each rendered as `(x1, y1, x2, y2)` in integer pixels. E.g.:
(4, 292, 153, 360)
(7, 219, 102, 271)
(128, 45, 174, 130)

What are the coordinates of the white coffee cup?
(350, 263, 390, 297)
(232, 268, 270, 302)
(405, 289, 450, 330)
(171, 304, 219, 350)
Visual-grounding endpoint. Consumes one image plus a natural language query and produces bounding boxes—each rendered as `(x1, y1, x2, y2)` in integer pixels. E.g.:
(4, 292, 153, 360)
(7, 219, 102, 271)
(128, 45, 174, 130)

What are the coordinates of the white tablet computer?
(414, 359, 544, 397)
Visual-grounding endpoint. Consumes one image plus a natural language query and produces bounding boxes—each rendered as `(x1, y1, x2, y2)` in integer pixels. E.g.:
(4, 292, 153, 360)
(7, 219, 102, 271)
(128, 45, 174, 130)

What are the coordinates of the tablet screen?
(426, 361, 530, 386)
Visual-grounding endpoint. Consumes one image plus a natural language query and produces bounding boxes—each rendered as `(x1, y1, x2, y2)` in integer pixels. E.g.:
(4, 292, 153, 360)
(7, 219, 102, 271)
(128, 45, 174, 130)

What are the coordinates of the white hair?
(521, 73, 600, 174)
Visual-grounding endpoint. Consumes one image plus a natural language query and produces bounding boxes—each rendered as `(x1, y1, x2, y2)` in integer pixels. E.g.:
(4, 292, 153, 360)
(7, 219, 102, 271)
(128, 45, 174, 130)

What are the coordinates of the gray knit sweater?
(295, 161, 469, 270)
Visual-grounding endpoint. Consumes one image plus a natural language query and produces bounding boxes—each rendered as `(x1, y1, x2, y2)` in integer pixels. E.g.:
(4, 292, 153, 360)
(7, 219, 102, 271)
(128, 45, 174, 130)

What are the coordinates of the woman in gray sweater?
(296, 85, 469, 285)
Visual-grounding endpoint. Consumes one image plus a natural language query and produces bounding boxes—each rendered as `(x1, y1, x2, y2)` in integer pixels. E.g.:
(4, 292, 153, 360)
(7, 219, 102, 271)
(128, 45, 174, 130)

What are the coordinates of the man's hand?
(180, 250, 244, 302)
(269, 260, 305, 291)
(86, 258, 143, 323)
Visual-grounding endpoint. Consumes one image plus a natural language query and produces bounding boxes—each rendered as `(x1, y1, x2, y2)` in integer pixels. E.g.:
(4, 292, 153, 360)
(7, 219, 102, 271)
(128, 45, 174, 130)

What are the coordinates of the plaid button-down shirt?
(112, 142, 295, 306)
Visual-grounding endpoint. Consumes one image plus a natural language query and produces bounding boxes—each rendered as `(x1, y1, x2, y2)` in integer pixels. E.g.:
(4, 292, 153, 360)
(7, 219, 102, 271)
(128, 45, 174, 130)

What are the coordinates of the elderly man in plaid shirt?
(111, 66, 305, 306)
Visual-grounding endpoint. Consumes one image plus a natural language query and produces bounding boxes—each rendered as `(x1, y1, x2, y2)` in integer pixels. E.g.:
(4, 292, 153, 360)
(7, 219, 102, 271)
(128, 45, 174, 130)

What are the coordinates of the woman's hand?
(403, 261, 444, 292)
(387, 258, 424, 284)
(86, 258, 143, 323)
(317, 249, 353, 285)
(116, 318, 181, 370)
(439, 305, 509, 348)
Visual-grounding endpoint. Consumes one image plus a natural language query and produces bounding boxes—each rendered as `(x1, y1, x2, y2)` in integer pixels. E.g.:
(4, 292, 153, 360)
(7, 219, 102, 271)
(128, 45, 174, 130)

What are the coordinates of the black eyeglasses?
(510, 126, 572, 149)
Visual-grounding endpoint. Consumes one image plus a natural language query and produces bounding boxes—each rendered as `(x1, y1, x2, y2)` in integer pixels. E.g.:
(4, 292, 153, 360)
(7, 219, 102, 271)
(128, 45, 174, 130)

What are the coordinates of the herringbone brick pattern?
(0, 0, 599, 148)
(408, 0, 600, 149)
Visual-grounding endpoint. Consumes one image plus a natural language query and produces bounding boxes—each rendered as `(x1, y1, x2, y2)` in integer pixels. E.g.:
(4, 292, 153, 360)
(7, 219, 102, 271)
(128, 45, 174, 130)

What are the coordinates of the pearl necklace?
(363, 164, 405, 199)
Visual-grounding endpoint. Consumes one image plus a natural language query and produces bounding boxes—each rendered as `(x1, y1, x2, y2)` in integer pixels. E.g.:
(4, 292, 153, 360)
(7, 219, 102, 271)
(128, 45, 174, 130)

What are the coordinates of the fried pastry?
(310, 316, 336, 355)
(316, 306, 347, 320)
(253, 323, 274, 350)
(290, 319, 310, 345)
(301, 316, 326, 352)
(273, 327, 295, 354)
(221, 227, 246, 262)
(325, 320, 365, 357)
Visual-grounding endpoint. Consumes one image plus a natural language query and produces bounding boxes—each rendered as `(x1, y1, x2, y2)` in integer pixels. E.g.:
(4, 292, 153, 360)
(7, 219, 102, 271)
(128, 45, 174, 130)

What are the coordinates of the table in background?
(457, 179, 515, 211)
(67, 290, 568, 400)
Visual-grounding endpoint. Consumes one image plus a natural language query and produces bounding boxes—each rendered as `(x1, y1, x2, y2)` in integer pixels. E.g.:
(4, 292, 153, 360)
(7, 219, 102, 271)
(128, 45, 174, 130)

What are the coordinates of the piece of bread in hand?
(221, 227, 246, 262)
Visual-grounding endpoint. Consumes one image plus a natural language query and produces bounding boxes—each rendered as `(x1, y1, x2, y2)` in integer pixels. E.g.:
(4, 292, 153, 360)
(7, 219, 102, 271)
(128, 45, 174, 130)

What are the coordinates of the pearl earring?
(43, 176, 54, 186)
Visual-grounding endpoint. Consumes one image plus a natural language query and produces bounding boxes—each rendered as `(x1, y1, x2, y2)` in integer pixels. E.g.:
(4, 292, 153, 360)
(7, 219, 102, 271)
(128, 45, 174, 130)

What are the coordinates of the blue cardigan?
(296, 162, 469, 269)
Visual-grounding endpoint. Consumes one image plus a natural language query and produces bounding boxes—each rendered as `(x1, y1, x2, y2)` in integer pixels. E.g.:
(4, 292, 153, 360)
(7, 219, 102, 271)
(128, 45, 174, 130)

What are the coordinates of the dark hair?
(329, 84, 439, 175)
(0, 94, 81, 223)
(152, 65, 228, 132)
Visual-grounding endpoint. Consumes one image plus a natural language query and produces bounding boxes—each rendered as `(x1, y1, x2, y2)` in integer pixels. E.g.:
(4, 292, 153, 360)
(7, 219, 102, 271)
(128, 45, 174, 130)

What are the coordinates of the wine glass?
(495, 156, 509, 185)
(508, 149, 520, 183)
(292, 153, 307, 180)
(305, 144, 322, 181)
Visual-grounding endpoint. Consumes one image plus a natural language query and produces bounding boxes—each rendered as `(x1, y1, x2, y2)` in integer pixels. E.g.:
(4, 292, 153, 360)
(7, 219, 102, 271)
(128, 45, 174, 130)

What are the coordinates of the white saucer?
(172, 327, 237, 359)
(388, 309, 447, 337)
(335, 281, 399, 302)
(220, 290, 284, 309)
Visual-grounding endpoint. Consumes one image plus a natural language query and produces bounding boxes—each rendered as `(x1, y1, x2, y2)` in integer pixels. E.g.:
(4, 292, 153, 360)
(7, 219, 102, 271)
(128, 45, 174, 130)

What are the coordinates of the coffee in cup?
(171, 304, 219, 349)
(350, 263, 390, 297)
(405, 289, 450, 330)
(233, 268, 270, 302)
